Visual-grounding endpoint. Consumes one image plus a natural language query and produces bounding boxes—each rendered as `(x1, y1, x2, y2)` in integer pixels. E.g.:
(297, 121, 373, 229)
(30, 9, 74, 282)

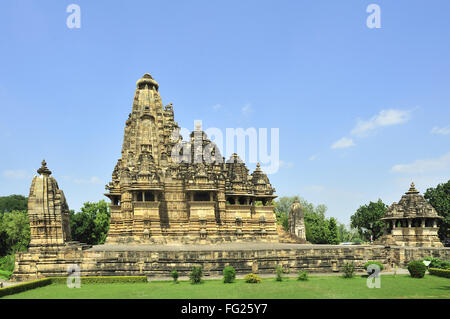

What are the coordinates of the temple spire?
(37, 159, 52, 176)
(406, 182, 419, 194)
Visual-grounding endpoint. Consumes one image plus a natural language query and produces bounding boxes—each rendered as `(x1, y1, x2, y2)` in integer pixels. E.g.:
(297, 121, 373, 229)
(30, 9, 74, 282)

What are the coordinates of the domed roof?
(382, 182, 443, 220)
(136, 73, 159, 90)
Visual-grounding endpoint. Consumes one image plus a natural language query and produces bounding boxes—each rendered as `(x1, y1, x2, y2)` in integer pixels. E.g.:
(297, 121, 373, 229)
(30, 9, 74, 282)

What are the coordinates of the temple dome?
(136, 73, 159, 90)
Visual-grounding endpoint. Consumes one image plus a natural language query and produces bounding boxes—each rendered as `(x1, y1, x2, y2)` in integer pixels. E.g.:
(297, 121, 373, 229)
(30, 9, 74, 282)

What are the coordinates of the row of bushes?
(170, 266, 309, 284)
(0, 278, 52, 298)
(428, 268, 450, 278)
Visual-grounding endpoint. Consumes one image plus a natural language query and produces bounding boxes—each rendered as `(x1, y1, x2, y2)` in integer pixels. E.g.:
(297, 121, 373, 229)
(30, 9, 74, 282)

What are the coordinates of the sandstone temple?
(376, 183, 443, 248)
(11, 74, 449, 281)
(104, 73, 278, 244)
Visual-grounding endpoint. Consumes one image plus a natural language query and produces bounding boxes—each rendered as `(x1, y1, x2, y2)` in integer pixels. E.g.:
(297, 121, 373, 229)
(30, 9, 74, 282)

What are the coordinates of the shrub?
(223, 266, 236, 283)
(297, 270, 308, 281)
(171, 270, 179, 283)
(189, 266, 203, 284)
(407, 261, 426, 278)
(364, 261, 384, 274)
(275, 266, 283, 282)
(0, 278, 52, 298)
(342, 262, 355, 278)
(244, 273, 261, 283)
(428, 268, 450, 278)
(0, 255, 15, 273)
(422, 257, 450, 269)
(0, 270, 12, 280)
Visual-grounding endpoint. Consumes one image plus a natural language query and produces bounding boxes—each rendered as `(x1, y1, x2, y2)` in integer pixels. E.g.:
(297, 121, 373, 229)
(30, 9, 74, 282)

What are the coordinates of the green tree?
(350, 199, 387, 241)
(424, 180, 450, 240)
(70, 200, 110, 245)
(0, 210, 30, 256)
(0, 195, 28, 214)
(274, 196, 341, 244)
(327, 217, 339, 245)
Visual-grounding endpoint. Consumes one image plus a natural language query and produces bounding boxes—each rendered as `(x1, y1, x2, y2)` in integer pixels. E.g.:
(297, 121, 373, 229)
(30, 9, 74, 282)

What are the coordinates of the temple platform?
(12, 243, 449, 281)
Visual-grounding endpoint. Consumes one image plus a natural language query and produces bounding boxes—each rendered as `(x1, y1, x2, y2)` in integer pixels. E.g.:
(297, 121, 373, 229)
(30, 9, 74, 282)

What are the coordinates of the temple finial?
(37, 159, 52, 176)
(406, 181, 419, 194)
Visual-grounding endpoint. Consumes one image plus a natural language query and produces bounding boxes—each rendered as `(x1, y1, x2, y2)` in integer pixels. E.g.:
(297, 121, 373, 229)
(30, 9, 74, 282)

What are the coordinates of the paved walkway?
(89, 242, 384, 251)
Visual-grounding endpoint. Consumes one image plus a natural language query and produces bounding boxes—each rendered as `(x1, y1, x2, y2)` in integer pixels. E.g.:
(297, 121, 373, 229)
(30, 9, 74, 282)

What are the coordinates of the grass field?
(2, 274, 449, 299)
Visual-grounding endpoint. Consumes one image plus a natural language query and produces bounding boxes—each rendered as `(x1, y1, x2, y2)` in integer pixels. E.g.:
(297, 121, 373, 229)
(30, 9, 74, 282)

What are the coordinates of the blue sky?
(0, 1, 449, 225)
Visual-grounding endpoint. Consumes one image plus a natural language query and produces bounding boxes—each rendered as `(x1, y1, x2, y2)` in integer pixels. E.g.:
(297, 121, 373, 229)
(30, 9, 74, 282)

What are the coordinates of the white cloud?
(212, 104, 222, 111)
(431, 125, 450, 135)
(391, 152, 450, 174)
(309, 154, 319, 161)
(331, 137, 356, 149)
(241, 103, 252, 116)
(351, 109, 411, 137)
(3, 170, 30, 179)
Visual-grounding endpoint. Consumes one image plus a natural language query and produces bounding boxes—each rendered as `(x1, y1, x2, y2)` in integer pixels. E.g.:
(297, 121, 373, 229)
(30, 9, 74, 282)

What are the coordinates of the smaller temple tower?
(376, 182, 443, 247)
(27, 160, 72, 248)
(288, 199, 307, 240)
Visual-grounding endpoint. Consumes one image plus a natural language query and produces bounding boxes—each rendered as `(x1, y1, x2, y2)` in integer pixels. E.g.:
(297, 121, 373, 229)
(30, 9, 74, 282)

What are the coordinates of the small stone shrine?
(376, 182, 443, 247)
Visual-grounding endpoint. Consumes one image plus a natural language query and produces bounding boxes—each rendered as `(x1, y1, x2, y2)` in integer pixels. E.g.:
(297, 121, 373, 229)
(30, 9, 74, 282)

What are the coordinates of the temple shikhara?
(11, 73, 448, 281)
(376, 183, 443, 248)
(104, 73, 278, 243)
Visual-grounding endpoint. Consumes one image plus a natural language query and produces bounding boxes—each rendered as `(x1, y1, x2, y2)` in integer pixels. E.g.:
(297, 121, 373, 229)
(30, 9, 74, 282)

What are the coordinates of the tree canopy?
(69, 200, 110, 245)
(274, 196, 344, 244)
(0, 210, 30, 256)
(0, 195, 28, 214)
(424, 180, 450, 240)
(350, 199, 387, 241)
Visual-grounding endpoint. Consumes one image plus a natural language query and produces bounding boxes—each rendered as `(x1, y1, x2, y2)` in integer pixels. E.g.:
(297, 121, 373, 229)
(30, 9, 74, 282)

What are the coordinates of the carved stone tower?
(27, 160, 72, 248)
(105, 73, 279, 244)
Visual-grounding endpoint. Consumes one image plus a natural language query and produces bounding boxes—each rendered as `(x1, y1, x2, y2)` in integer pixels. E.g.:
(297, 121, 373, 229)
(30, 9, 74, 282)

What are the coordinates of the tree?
(327, 217, 339, 245)
(424, 180, 450, 240)
(350, 199, 387, 241)
(70, 200, 110, 245)
(0, 210, 30, 256)
(274, 196, 341, 244)
(0, 195, 28, 214)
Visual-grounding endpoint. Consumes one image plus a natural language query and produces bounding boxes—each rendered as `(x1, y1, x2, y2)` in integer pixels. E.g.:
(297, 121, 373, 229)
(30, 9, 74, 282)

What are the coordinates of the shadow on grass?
(433, 286, 450, 291)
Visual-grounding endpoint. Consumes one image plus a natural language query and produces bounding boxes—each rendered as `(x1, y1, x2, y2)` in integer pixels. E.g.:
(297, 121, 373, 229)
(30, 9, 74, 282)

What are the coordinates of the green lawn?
(2, 275, 449, 299)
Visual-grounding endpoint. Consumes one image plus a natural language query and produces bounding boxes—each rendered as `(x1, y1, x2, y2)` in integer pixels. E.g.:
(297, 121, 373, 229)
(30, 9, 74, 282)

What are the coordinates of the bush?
(422, 257, 450, 270)
(364, 261, 384, 274)
(171, 270, 179, 283)
(0, 278, 52, 298)
(0, 255, 15, 273)
(244, 273, 261, 283)
(275, 266, 283, 282)
(342, 262, 355, 278)
(297, 270, 308, 281)
(189, 266, 203, 284)
(223, 266, 236, 283)
(407, 261, 426, 278)
(428, 268, 450, 278)
(0, 270, 12, 280)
